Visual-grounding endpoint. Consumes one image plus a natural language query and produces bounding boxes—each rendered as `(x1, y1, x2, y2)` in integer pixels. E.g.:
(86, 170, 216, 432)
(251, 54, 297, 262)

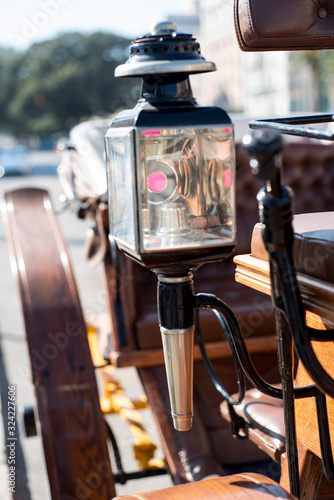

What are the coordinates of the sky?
(0, 0, 189, 50)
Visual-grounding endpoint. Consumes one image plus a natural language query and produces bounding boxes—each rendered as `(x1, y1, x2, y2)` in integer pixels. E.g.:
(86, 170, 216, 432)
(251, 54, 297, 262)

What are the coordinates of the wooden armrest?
(234, 254, 334, 328)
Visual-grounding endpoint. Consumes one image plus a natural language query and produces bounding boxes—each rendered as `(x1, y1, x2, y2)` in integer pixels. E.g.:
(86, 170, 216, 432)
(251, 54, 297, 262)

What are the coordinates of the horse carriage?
(4, 1, 334, 499)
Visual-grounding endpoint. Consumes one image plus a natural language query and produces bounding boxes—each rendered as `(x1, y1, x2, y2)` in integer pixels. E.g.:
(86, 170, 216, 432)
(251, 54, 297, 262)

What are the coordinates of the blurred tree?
(0, 32, 141, 136)
(0, 47, 18, 131)
(290, 50, 334, 112)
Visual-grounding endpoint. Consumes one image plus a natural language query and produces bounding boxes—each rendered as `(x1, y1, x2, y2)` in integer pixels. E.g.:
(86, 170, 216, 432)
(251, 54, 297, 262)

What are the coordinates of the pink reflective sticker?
(147, 172, 167, 192)
(224, 170, 232, 187)
(142, 130, 161, 136)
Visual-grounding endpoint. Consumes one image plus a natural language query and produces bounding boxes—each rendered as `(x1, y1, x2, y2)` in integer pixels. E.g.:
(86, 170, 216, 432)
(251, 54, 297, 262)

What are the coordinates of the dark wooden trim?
(108, 337, 278, 368)
(4, 188, 115, 500)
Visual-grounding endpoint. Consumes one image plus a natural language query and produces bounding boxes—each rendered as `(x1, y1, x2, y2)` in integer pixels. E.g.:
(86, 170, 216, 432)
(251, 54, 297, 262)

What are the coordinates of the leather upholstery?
(294, 213, 334, 283)
(235, 0, 334, 51)
(220, 389, 285, 463)
(113, 472, 297, 499)
(282, 141, 334, 214)
(252, 212, 334, 284)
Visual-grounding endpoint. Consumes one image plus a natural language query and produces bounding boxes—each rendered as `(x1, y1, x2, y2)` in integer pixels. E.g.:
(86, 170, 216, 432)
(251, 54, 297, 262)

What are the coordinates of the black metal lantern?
(105, 22, 236, 430)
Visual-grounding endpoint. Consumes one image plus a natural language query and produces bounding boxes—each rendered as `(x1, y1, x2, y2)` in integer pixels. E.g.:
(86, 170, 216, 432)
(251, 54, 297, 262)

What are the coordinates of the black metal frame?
(247, 122, 334, 395)
(193, 122, 334, 497)
(194, 290, 316, 498)
(236, 124, 334, 497)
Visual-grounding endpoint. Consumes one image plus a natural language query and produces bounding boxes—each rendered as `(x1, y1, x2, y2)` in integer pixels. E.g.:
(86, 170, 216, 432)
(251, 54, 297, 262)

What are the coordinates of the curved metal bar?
(307, 326, 334, 342)
(315, 394, 334, 482)
(104, 419, 168, 485)
(195, 293, 318, 400)
(274, 249, 334, 398)
(196, 293, 283, 399)
(194, 307, 245, 405)
(249, 114, 334, 141)
(105, 419, 126, 483)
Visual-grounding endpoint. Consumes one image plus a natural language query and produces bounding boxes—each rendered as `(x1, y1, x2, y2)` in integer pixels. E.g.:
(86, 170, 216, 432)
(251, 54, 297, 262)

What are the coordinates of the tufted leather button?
(318, 7, 328, 19)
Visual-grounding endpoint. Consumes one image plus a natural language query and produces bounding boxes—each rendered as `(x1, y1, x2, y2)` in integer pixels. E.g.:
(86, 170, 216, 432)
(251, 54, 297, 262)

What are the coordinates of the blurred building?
(166, 0, 322, 116)
(243, 51, 291, 116)
(197, 0, 245, 111)
(198, 0, 292, 115)
(167, 0, 248, 111)
(167, 0, 320, 116)
(167, 1, 203, 98)
(167, 0, 200, 37)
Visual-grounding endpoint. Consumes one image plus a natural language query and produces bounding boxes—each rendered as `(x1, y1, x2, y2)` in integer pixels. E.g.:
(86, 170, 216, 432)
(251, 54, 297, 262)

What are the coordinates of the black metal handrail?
(249, 113, 334, 141)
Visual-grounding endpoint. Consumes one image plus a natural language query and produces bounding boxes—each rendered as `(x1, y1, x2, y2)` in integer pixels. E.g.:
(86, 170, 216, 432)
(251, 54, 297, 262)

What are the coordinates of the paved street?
(0, 153, 172, 499)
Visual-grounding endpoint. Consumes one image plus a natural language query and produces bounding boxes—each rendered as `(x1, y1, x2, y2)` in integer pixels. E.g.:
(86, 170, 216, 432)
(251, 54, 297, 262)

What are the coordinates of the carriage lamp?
(105, 22, 236, 430)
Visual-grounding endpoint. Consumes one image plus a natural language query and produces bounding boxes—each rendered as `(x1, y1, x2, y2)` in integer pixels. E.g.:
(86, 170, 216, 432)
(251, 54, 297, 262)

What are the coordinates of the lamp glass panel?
(138, 126, 236, 252)
(105, 128, 137, 249)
